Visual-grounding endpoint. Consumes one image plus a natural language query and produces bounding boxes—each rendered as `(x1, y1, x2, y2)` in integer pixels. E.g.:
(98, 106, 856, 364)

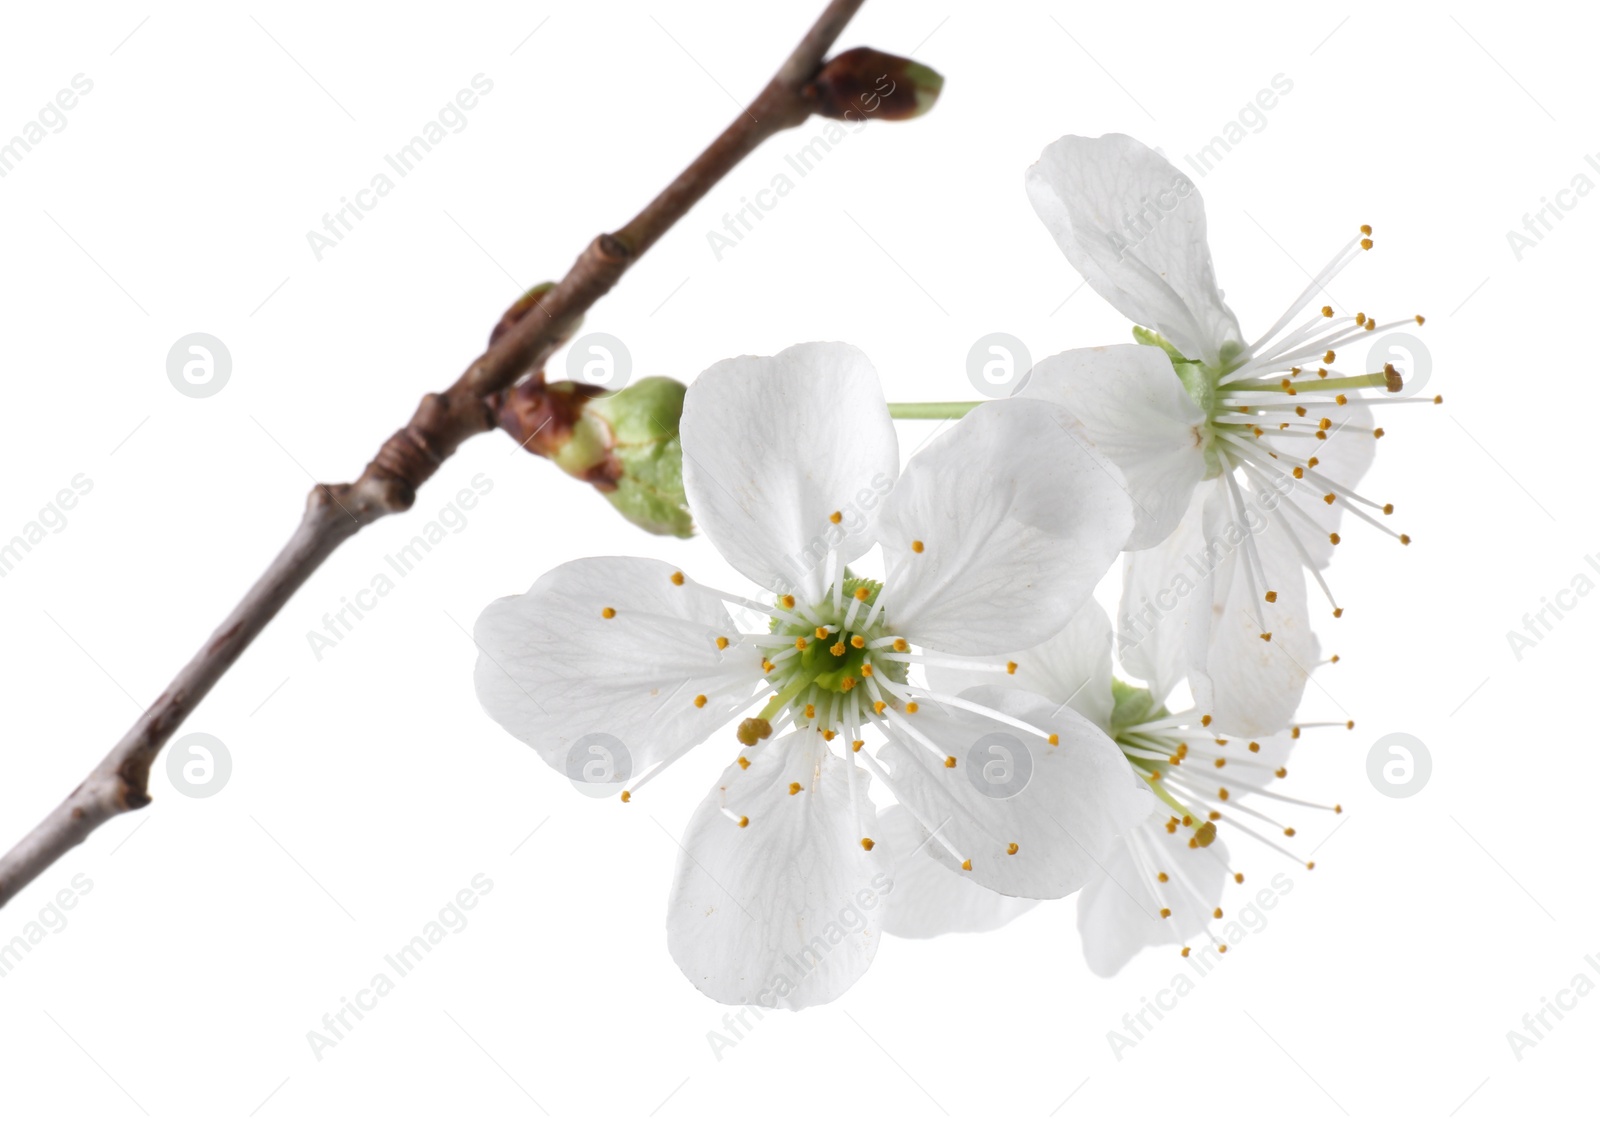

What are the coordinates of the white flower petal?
(876, 687, 1152, 898)
(1117, 493, 1213, 705)
(1077, 813, 1232, 977)
(679, 342, 898, 598)
(878, 805, 1036, 939)
(1026, 133, 1244, 367)
(1189, 485, 1317, 735)
(928, 600, 1116, 734)
(473, 557, 760, 782)
(877, 398, 1133, 655)
(666, 731, 887, 1009)
(1023, 344, 1206, 549)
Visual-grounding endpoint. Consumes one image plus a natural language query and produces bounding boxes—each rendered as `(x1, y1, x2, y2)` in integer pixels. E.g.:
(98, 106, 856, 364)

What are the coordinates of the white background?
(0, 1, 1590, 1128)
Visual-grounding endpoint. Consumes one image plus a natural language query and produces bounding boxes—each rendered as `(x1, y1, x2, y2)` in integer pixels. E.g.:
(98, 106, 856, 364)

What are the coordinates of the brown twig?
(0, 0, 877, 909)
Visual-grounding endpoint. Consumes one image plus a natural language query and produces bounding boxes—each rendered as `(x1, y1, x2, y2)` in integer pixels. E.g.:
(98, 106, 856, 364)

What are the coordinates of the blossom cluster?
(472, 134, 1428, 1005)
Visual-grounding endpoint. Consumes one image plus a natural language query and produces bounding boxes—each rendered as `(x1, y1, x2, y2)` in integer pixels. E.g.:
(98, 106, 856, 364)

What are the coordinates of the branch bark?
(0, 0, 871, 909)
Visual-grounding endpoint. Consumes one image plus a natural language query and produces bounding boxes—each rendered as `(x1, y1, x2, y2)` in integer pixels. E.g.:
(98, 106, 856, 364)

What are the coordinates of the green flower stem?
(886, 401, 982, 420)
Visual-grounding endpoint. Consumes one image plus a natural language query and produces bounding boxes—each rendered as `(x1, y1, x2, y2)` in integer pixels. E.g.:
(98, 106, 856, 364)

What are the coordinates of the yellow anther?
(669, 571, 684, 586)
(1336, 393, 1348, 405)
(1373, 427, 1386, 439)
(1320, 305, 1333, 317)
(1160, 908, 1172, 919)
(854, 586, 871, 601)
(804, 704, 815, 719)
(738, 815, 749, 827)
(738, 756, 751, 769)
(1213, 908, 1224, 920)
(873, 700, 887, 714)
(620, 790, 631, 803)
(1329, 533, 1341, 545)
(815, 626, 829, 639)
(1200, 715, 1212, 727)
(1360, 237, 1373, 250)
(789, 782, 803, 795)
(1157, 872, 1169, 882)
(716, 636, 729, 650)
(601, 607, 616, 619)
(736, 719, 768, 748)
(1218, 787, 1230, 801)
(850, 634, 865, 648)
(840, 676, 856, 692)
(1324, 493, 1336, 505)
(780, 594, 795, 609)
(860, 663, 873, 676)
(852, 739, 864, 752)
(1248, 741, 1260, 753)
(1415, 314, 1426, 325)
(1323, 350, 1335, 364)
(961, 859, 972, 871)
(761, 659, 775, 672)
(1006, 661, 1017, 674)
(829, 511, 842, 524)
(822, 729, 836, 740)
(1047, 734, 1059, 746)
(795, 637, 808, 650)
(1007, 843, 1019, 856)
(1383, 503, 1394, 515)
(1284, 826, 1297, 837)
(861, 838, 875, 851)
(830, 640, 847, 657)
(694, 694, 708, 708)
(892, 638, 908, 652)
(1265, 590, 1278, 603)
(911, 540, 924, 553)
(944, 756, 956, 768)
(1360, 223, 1372, 236)
(1215, 758, 1226, 768)
(905, 702, 919, 714)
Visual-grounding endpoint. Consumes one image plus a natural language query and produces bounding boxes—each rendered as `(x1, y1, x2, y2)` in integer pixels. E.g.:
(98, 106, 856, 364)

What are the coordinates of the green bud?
(588, 377, 693, 537)
(494, 375, 692, 538)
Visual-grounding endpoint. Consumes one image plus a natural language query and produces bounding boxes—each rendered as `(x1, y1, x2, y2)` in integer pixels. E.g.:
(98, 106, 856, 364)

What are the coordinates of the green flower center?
(753, 573, 909, 733)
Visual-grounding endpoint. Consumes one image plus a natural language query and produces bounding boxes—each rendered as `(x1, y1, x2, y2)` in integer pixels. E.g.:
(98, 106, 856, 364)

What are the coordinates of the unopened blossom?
(473, 342, 1148, 1008)
(1020, 133, 1437, 734)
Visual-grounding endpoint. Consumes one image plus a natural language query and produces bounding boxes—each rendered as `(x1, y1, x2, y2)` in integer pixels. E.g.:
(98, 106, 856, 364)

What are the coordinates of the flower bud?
(494, 375, 692, 538)
(490, 282, 560, 348)
(810, 47, 944, 122)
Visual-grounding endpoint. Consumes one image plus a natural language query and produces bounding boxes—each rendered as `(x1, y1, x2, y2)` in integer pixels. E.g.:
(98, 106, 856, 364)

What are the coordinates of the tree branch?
(0, 0, 875, 909)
